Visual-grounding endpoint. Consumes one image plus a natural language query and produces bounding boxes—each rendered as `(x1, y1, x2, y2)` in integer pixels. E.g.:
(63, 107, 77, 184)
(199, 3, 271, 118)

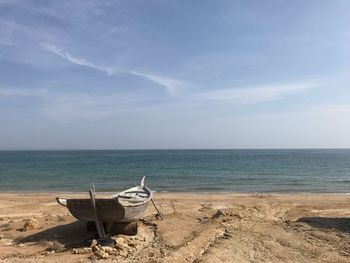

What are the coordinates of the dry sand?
(0, 192, 349, 262)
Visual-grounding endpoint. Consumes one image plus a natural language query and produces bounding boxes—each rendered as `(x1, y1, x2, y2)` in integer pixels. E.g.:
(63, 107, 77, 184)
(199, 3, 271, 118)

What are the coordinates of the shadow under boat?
(19, 220, 94, 248)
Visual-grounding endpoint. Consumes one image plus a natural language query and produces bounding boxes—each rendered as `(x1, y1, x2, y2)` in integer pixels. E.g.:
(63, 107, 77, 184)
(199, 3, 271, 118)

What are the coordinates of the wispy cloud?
(40, 43, 318, 105)
(40, 43, 117, 75)
(41, 43, 186, 95)
(41, 43, 318, 104)
(130, 71, 188, 95)
(196, 82, 317, 104)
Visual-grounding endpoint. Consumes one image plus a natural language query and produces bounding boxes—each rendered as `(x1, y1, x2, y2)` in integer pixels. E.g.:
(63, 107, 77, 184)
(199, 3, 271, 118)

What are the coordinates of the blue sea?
(0, 149, 350, 193)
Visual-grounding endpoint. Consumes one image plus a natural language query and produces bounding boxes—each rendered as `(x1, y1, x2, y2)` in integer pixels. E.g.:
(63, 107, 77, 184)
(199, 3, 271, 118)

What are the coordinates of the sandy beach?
(0, 192, 349, 262)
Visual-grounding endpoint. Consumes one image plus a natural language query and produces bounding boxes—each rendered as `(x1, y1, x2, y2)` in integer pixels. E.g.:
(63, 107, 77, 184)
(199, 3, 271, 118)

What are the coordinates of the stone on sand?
(114, 236, 130, 257)
(212, 209, 226, 218)
(23, 218, 39, 231)
(91, 244, 110, 259)
(72, 247, 92, 254)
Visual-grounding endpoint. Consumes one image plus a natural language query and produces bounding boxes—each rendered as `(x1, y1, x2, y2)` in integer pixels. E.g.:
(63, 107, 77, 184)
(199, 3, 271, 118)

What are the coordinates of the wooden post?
(89, 189, 105, 238)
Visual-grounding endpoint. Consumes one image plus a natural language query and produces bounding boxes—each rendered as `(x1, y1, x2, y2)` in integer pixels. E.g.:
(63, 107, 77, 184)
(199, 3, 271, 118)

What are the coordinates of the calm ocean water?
(0, 149, 350, 193)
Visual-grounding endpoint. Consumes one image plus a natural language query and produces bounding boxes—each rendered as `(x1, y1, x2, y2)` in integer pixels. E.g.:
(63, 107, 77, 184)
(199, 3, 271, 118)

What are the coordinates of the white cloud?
(40, 43, 317, 103)
(197, 82, 317, 104)
(40, 43, 187, 95)
(130, 71, 188, 95)
(40, 43, 117, 75)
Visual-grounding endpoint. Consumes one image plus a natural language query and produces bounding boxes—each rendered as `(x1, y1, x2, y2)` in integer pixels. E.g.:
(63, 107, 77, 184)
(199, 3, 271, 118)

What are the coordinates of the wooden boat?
(56, 177, 152, 223)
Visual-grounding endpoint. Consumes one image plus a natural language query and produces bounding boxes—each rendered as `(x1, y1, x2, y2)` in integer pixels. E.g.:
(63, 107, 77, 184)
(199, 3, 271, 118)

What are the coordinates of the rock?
(113, 237, 130, 257)
(114, 237, 128, 250)
(46, 241, 65, 252)
(72, 247, 92, 254)
(102, 246, 119, 255)
(92, 245, 110, 259)
(212, 209, 226, 218)
(128, 241, 137, 247)
(99, 251, 110, 259)
(23, 218, 39, 231)
(87, 239, 121, 258)
(0, 235, 3, 240)
(102, 246, 113, 252)
(118, 249, 129, 258)
(91, 244, 100, 253)
(90, 239, 98, 247)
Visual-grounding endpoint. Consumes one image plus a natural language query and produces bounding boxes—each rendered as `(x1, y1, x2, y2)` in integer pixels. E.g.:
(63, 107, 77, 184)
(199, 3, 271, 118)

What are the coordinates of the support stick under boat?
(151, 199, 164, 220)
(89, 189, 106, 238)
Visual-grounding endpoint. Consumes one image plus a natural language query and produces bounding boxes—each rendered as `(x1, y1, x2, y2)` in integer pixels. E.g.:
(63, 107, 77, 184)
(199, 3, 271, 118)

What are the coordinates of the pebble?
(88, 240, 122, 259)
(212, 209, 226, 218)
(72, 233, 146, 259)
(72, 247, 92, 254)
(23, 218, 39, 231)
(90, 239, 98, 247)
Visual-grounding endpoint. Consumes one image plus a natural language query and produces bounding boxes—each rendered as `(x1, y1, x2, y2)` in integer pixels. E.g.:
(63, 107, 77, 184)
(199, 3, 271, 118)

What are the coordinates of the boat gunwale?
(56, 186, 153, 208)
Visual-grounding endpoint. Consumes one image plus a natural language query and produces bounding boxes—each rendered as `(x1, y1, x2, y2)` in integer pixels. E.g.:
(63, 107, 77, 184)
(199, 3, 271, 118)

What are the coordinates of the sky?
(0, 0, 350, 149)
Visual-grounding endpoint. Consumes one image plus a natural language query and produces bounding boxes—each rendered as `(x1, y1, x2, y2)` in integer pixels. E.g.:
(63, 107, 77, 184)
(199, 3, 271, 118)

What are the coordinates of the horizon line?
(1, 147, 350, 151)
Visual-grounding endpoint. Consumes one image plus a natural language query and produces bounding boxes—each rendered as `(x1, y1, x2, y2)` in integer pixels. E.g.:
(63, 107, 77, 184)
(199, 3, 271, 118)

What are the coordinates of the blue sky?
(1, 0, 350, 149)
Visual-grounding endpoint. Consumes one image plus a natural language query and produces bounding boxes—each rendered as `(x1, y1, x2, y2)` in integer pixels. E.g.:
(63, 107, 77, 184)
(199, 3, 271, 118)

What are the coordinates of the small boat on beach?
(56, 177, 152, 224)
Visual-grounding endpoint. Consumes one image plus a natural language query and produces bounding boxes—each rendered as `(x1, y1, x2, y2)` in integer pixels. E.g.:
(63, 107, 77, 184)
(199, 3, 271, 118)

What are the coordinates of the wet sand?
(0, 192, 350, 262)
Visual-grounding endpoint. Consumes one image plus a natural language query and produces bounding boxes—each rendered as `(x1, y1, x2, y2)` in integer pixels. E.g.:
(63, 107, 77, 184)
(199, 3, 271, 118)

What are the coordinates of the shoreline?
(1, 190, 350, 195)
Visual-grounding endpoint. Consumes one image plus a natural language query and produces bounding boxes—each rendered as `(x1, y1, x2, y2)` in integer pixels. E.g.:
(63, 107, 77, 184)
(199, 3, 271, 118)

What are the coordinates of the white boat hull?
(56, 178, 152, 223)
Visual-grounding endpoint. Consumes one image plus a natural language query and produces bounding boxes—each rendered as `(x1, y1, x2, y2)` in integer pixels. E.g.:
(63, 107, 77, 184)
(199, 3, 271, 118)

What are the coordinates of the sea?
(0, 149, 350, 193)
